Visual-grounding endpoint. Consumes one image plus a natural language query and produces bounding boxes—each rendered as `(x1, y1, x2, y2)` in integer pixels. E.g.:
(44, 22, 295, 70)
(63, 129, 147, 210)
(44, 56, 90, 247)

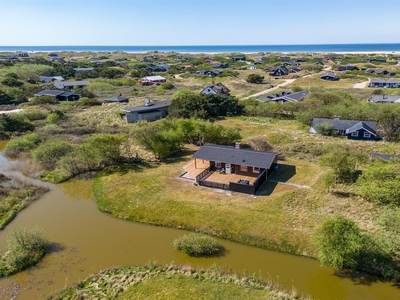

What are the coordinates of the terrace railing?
(195, 167, 211, 183)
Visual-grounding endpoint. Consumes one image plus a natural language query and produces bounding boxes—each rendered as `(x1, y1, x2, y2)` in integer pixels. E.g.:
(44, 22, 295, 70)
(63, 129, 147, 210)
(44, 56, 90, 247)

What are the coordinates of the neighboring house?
(211, 62, 229, 68)
(278, 56, 291, 61)
(187, 143, 280, 195)
(73, 67, 94, 72)
(17, 53, 29, 58)
(104, 96, 129, 103)
(121, 99, 171, 123)
(364, 69, 396, 76)
(360, 57, 387, 63)
(282, 61, 298, 67)
(139, 75, 166, 85)
(48, 53, 59, 58)
(338, 65, 359, 71)
(315, 61, 324, 66)
(34, 90, 80, 101)
(257, 90, 309, 103)
(367, 94, 400, 103)
(230, 56, 246, 62)
(295, 57, 309, 62)
(54, 81, 89, 90)
(289, 67, 302, 73)
(145, 66, 168, 72)
(39, 76, 64, 83)
(369, 78, 400, 88)
(269, 66, 289, 76)
(195, 70, 222, 77)
(309, 116, 380, 140)
(320, 73, 339, 81)
(372, 153, 400, 160)
(201, 82, 230, 95)
(247, 65, 257, 70)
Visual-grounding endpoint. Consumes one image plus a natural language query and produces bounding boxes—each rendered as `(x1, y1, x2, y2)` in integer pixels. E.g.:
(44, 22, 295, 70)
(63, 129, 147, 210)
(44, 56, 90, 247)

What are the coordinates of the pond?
(0, 140, 398, 299)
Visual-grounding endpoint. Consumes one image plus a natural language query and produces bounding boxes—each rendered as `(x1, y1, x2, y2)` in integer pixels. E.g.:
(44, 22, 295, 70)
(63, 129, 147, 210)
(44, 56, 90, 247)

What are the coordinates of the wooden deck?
(182, 159, 210, 179)
(206, 172, 258, 185)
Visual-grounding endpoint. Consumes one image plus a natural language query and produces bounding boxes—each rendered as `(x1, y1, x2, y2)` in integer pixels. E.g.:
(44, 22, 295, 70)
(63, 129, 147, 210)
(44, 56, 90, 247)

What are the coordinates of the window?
(240, 165, 247, 172)
(351, 131, 358, 137)
(253, 167, 260, 174)
(364, 132, 371, 138)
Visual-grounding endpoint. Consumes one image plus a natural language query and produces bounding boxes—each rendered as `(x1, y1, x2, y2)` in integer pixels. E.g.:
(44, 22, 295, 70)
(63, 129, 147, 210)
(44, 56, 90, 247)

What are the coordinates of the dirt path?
(243, 79, 296, 99)
(267, 179, 311, 189)
(0, 109, 23, 114)
(353, 79, 370, 89)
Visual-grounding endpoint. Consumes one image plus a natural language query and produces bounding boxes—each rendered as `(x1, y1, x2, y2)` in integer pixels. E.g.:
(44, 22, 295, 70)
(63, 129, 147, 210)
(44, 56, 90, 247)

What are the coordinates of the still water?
(0, 140, 398, 300)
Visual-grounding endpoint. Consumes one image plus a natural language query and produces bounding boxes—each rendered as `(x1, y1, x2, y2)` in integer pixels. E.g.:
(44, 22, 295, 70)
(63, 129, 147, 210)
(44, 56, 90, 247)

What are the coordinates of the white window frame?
(240, 165, 247, 172)
(351, 131, 358, 137)
(364, 132, 371, 138)
(253, 167, 260, 174)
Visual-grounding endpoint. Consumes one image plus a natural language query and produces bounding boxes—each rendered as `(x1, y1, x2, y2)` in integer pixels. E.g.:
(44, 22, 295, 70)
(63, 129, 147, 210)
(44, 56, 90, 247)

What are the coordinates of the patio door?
(225, 163, 231, 174)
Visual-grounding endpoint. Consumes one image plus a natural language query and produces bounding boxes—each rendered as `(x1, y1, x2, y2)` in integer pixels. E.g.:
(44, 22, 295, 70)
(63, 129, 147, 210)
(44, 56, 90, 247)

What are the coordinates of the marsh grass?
(173, 233, 222, 257)
(49, 263, 306, 300)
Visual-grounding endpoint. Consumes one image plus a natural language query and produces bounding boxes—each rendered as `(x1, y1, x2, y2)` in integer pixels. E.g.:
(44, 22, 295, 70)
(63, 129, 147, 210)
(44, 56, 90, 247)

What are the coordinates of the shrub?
(173, 233, 221, 257)
(247, 136, 273, 151)
(79, 97, 101, 106)
(31, 96, 57, 104)
(18, 109, 47, 121)
(156, 86, 165, 95)
(46, 110, 64, 123)
(313, 215, 364, 269)
(246, 74, 264, 84)
(0, 227, 48, 277)
(5, 133, 41, 156)
(161, 82, 175, 90)
(32, 139, 74, 166)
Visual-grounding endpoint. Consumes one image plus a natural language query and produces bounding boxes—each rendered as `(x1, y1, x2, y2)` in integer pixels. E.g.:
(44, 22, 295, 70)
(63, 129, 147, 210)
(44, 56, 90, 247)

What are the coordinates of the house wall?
(138, 110, 163, 122)
(346, 129, 376, 141)
(125, 112, 139, 123)
(201, 88, 216, 95)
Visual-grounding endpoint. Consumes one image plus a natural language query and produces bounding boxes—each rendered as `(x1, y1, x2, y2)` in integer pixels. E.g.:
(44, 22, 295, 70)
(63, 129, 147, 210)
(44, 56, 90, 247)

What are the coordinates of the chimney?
(333, 115, 340, 120)
(212, 80, 215, 85)
(145, 98, 151, 106)
(235, 142, 241, 149)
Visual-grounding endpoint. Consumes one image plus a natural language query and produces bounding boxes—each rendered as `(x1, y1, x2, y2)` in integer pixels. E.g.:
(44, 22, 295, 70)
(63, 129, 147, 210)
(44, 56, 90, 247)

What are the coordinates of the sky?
(0, 0, 400, 46)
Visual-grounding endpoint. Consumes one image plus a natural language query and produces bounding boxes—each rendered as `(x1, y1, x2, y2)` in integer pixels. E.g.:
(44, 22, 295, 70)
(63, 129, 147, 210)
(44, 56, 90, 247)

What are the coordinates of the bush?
(313, 215, 364, 269)
(0, 227, 48, 277)
(246, 74, 264, 84)
(5, 133, 41, 157)
(46, 110, 64, 123)
(31, 96, 57, 104)
(247, 136, 273, 151)
(79, 97, 101, 106)
(32, 139, 74, 166)
(156, 86, 165, 95)
(173, 233, 221, 257)
(161, 82, 175, 90)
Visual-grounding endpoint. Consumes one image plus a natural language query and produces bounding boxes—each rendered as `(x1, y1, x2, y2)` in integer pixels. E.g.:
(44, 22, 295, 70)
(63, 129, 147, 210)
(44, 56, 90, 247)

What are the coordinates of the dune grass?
(49, 263, 304, 300)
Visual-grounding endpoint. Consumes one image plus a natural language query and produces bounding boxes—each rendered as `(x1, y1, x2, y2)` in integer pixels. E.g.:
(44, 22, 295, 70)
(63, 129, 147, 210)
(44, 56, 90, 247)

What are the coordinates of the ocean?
(0, 44, 399, 53)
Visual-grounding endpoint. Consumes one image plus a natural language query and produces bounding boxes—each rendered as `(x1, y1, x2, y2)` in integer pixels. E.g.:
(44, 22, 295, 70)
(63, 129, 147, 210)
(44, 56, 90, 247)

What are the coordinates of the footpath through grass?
(49, 263, 305, 300)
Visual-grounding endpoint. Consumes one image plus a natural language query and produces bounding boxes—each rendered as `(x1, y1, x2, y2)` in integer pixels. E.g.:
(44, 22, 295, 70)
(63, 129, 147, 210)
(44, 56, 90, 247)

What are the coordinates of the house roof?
(34, 90, 79, 98)
(258, 90, 309, 103)
(345, 121, 378, 136)
(73, 68, 94, 71)
(202, 83, 230, 95)
(192, 144, 280, 170)
(34, 90, 64, 97)
(39, 76, 64, 82)
(372, 153, 400, 160)
(370, 78, 400, 84)
(368, 95, 400, 103)
(311, 117, 376, 132)
(54, 81, 89, 89)
(121, 100, 171, 113)
(104, 96, 129, 102)
(141, 75, 166, 81)
(320, 73, 339, 79)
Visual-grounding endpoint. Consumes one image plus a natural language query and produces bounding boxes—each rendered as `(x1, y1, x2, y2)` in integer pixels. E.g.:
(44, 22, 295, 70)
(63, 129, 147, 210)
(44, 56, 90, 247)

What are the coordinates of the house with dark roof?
(145, 66, 168, 72)
(195, 70, 222, 77)
(73, 67, 94, 72)
(121, 99, 171, 123)
(211, 62, 229, 68)
(320, 73, 339, 81)
(257, 91, 309, 103)
(295, 57, 309, 62)
(368, 94, 400, 103)
(201, 82, 230, 95)
(39, 76, 64, 83)
(369, 78, 400, 88)
(289, 67, 302, 73)
(315, 61, 324, 66)
(338, 65, 359, 71)
(54, 81, 89, 90)
(372, 153, 400, 161)
(282, 61, 298, 67)
(34, 90, 80, 101)
(104, 95, 129, 103)
(17, 53, 29, 58)
(269, 66, 289, 76)
(230, 56, 246, 62)
(184, 143, 280, 194)
(309, 116, 380, 140)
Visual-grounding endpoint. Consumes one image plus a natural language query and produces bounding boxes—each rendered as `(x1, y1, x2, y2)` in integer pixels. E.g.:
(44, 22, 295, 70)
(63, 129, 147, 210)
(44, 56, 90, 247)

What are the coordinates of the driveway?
(353, 79, 370, 89)
(243, 79, 297, 99)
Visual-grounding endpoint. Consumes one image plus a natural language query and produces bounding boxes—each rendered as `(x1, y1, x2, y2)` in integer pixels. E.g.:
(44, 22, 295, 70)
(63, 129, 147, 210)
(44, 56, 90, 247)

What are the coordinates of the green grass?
(50, 264, 303, 300)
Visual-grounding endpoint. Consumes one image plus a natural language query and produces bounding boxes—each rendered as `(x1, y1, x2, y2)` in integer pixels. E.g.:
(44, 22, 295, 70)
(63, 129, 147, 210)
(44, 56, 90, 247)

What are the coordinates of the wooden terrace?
(182, 159, 209, 180)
